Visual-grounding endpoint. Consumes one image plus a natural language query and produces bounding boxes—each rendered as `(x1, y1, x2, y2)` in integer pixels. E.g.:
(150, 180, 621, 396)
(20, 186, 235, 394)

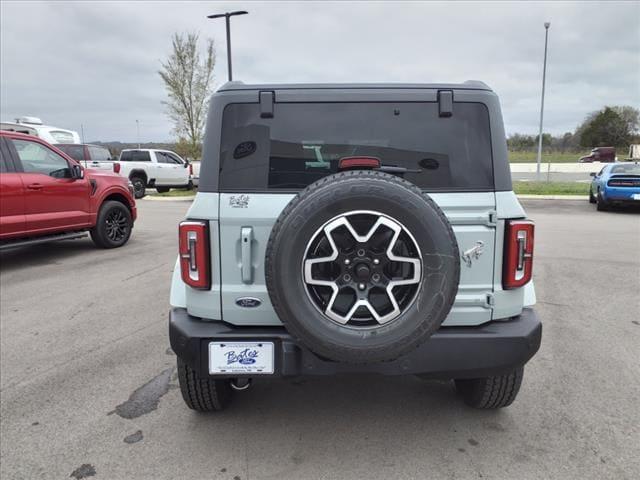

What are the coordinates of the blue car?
(589, 162, 640, 211)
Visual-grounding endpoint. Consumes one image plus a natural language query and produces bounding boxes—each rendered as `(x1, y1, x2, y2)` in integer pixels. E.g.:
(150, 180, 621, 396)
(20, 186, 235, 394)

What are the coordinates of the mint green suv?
(169, 81, 541, 411)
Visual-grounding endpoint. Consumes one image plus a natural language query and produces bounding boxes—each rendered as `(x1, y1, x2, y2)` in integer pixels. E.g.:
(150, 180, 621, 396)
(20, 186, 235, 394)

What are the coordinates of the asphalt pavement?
(1, 198, 639, 480)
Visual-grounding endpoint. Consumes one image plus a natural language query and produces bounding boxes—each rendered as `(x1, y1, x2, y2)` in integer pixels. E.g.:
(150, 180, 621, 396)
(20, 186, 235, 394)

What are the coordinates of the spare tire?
(265, 170, 460, 363)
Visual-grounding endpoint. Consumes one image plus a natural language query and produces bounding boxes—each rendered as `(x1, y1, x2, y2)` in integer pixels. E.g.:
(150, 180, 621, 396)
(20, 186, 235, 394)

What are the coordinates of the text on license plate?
(209, 342, 274, 375)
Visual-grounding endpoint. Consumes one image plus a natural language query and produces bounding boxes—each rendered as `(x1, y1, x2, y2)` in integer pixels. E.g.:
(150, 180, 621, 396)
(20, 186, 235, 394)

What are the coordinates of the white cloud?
(1, 0, 638, 141)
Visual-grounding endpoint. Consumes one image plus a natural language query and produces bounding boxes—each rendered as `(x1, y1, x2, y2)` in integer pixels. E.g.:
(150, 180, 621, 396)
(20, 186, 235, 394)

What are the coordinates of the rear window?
(49, 130, 75, 143)
(55, 144, 85, 161)
(120, 150, 150, 162)
(219, 102, 494, 192)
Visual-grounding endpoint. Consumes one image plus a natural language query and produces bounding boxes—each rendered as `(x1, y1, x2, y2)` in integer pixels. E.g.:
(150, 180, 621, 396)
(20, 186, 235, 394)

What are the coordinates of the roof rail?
(463, 80, 491, 90)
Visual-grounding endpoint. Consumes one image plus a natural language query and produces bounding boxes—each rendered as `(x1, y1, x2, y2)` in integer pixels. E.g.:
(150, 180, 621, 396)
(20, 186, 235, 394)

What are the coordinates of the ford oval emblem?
(235, 297, 262, 308)
(233, 141, 257, 159)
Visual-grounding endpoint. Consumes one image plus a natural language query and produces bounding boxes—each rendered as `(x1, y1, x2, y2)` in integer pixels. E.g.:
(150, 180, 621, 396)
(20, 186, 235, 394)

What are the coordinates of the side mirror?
(590, 172, 596, 177)
(71, 164, 84, 179)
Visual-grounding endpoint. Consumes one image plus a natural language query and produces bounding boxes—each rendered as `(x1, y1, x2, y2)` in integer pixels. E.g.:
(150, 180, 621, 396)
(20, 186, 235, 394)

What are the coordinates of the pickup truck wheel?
(455, 367, 524, 409)
(130, 177, 146, 199)
(156, 187, 170, 194)
(177, 359, 233, 412)
(266, 170, 460, 364)
(90, 201, 132, 248)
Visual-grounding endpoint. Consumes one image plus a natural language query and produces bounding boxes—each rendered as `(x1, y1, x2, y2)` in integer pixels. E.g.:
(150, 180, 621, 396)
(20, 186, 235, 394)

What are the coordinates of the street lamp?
(207, 10, 248, 81)
(536, 22, 551, 181)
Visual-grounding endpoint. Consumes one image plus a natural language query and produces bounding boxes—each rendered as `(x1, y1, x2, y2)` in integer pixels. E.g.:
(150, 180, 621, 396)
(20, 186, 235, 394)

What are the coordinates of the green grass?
(149, 188, 197, 197)
(508, 151, 580, 163)
(513, 181, 589, 196)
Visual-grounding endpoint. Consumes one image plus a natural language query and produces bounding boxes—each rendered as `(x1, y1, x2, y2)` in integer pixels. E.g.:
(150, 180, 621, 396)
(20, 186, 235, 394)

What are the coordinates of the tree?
(577, 106, 639, 148)
(159, 32, 215, 159)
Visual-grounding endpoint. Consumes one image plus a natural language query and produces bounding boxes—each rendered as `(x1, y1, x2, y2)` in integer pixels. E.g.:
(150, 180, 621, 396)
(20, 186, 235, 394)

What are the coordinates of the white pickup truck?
(118, 149, 192, 198)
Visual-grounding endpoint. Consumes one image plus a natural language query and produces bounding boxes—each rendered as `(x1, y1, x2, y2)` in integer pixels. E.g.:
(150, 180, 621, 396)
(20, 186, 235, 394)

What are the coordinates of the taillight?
(113, 162, 121, 174)
(338, 156, 381, 170)
(189, 163, 193, 175)
(503, 220, 534, 290)
(179, 221, 210, 290)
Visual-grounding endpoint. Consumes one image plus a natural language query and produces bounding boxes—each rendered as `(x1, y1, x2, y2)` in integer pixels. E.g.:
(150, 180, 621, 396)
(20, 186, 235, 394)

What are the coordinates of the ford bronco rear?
(169, 81, 541, 411)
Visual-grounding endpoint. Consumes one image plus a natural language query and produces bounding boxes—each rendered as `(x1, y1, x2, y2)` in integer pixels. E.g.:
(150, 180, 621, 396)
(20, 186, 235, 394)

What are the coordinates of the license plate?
(209, 342, 274, 375)
(633, 194, 640, 200)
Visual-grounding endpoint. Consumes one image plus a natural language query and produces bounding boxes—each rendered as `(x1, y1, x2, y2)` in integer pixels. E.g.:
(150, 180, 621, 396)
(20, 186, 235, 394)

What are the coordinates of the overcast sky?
(1, 1, 638, 142)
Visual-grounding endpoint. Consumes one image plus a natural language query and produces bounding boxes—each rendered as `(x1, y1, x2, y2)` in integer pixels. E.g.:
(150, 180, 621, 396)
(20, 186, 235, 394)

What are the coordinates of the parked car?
(0, 131, 136, 249)
(627, 144, 640, 161)
(589, 161, 640, 211)
(118, 149, 191, 198)
(169, 81, 541, 411)
(579, 146, 616, 163)
(0, 117, 81, 144)
(54, 143, 117, 172)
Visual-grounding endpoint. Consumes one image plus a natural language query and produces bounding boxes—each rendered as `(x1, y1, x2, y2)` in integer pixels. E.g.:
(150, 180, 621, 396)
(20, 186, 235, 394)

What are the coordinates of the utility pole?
(136, 119, 140, 148)
(207, 10, 248, 81)
(536, 22, 551, 181)
(80, 124, 85, 143)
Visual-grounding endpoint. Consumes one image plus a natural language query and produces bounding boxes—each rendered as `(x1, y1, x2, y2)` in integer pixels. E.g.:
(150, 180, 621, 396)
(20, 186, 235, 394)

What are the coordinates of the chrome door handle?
(241, 227, 253, 283)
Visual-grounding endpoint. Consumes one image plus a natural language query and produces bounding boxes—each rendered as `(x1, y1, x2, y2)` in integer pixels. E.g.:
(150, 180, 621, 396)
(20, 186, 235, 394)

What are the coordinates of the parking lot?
(1, 198, 638, 480)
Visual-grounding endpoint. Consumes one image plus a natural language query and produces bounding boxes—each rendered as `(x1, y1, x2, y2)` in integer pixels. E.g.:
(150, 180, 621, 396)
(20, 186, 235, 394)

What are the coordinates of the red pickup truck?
(0, 131, 136, 250)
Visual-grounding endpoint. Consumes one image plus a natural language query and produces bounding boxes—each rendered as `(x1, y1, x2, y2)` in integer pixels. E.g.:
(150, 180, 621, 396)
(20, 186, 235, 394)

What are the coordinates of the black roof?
(218, 80, 492, 92)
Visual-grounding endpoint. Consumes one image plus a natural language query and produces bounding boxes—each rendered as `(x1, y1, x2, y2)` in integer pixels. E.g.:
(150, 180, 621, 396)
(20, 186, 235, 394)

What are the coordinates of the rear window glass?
(120, 150, 150, 162)
(219, 102, 493, 192)
(55, 144, 85, 161)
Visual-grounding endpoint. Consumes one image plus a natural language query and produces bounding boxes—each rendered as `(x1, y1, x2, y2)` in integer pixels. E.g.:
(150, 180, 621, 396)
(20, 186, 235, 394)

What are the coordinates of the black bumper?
(169, 308, 542, 379)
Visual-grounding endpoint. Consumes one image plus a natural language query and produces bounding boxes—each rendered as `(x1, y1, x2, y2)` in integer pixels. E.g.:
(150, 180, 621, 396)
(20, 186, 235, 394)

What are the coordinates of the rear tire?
(588, 188, 596, 204)
(90, 201, 133, 249)
(455, 367, 524, 409)
(156, 187, 170, 194)
(596, 191, 609, 211)
(177, 359, 233, 412)
(130, 176, 146, 199)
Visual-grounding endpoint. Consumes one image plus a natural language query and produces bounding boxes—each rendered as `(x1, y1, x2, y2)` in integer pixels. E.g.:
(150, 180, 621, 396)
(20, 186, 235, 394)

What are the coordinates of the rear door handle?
(241, 227, 253, 283)
(27, 183, 43, 190)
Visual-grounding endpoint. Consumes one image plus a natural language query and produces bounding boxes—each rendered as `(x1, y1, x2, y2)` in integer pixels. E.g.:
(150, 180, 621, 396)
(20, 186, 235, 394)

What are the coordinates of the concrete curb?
(140, 195, 196, 202)
(517, 194, 585, 200)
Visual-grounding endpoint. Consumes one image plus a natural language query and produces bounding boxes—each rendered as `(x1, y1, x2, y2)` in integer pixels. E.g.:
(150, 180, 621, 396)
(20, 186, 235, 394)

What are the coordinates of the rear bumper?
(602, 186, 640, 203)
(169, 307, 542, 379)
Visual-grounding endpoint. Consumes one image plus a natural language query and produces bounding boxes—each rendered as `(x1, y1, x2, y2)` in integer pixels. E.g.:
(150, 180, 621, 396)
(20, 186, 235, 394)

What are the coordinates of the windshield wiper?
(377, 165, 422, 174)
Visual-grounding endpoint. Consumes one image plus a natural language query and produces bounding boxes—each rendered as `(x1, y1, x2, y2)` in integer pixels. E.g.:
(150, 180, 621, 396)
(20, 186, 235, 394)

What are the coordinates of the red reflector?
(338, 156, 381, 170)
(179, 221, 210, 290)
(113, 162, 121, 174)
(503, 220, 534, 290)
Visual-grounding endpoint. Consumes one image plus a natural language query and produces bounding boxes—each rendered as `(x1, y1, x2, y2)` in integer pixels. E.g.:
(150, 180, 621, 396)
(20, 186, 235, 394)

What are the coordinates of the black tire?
(130, 176, 146, 199)
(90, 201, 133, 248)
(588, 188, 596, 204)
(455, 367, 524, 409)
(596, 190, 609, 211)
(156, 187, 170, 194)
(177, 358, 233, 412)
(265, 170, 460, 364)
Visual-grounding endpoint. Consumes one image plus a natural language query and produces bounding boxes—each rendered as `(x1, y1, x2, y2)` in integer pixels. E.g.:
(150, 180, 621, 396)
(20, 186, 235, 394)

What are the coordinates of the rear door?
(156, 151, 187, 185)
(216, 99, 497, 326)
(0, 137, 26, 238)
(7, 137, 92, 234)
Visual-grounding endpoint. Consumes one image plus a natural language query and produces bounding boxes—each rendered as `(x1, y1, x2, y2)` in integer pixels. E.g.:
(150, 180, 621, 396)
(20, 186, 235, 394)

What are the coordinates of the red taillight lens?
(189, 163, 193, 175)
(503, 220, 534, 290)
(338, 156, 381, 170)
(113, 162, 121, 174)
(179, 221, 210, 290)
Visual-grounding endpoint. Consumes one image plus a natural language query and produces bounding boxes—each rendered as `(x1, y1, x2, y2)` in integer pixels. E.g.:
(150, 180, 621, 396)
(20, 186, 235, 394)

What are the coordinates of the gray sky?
(1, 1, 639, 142)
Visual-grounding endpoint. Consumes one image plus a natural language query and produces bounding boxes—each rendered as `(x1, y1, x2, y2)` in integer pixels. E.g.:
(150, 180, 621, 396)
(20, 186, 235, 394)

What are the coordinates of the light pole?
(136, 119, 140, 148)
(207, 10, 248, 81)
(536, 22, 550, 181)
